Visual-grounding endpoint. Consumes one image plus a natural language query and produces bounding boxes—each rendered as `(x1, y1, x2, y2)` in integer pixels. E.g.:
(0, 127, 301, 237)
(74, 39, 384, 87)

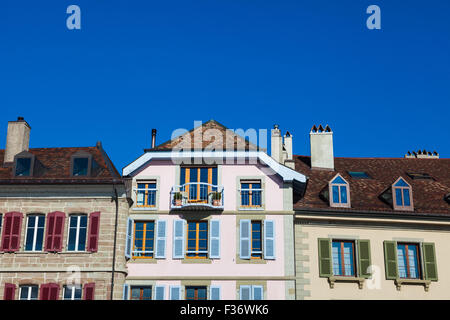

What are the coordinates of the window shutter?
(239, 285, 251, 300)
(46, 212, 65, 252)
(155, 285, 165, 300)
(4, 283, 16, 300)
(40, 284, 49, 300)
(173, 220, 185, 259)
(422, 242, 438, 281)
(357, 240, 371, 278)
(125, 218, 133, 259)
(209, 220, 220, 259)
(83, 283, 95, 300)
(155, 220, 167, 259)
(87, 212, 101, 252)
(263, 220, 275, 260)
(169, 285, 181, 300)
(9, 212, 23, 252)
(49, 283, 59, 300)
(383, 241, 398, 280)
(318, 238, 332, 277)
(252, 285, 263, 300)
(209, 286, 221, 300)
(1, 213, 13, 251)
(122, 284, 129, 300)
(239, 220, 251, 259)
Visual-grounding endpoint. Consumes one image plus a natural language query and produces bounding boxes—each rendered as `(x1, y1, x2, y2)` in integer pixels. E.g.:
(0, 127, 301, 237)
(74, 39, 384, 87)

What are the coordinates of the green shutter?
(318, 238, 332, 277)
(357, 240, 371, 278)
(422, 243, 438, 281)
(383, 241, 398, 280)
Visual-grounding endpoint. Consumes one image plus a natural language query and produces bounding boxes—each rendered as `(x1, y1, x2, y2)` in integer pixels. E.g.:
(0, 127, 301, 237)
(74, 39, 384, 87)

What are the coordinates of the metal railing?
(170, 182, 224, 209)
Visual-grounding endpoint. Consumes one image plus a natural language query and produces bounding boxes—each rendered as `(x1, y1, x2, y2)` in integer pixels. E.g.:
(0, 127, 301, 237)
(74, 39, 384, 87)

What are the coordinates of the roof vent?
(405, 150, 439, 159)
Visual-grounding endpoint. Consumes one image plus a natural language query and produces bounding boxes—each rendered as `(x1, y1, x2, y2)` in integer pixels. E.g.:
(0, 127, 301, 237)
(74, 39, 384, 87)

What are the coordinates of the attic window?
(72, 158, 89, 176)
(406, 172, 434, 180)
(329, 174, 351, 208)
(392, 177, 414, 211)
(15, 157, 32, 177)
(445, 194, 450, 204)
(348, 171, 371, 179)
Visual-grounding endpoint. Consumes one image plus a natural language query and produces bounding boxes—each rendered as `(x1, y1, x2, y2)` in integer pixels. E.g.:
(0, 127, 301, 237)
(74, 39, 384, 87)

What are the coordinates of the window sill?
(394, 279, 431, 292)
(182, 258, 212, 264)
(132, 207, 158, 211)
(236, 259, 268, 264)
(238, 207, 264, 211)
(328, 276, 365, 289)
(129, 258, 158, 264)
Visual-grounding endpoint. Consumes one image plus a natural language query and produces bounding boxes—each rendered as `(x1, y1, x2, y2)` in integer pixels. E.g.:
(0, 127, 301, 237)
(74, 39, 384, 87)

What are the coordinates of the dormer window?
(13, 152, 35, 177)
(392, 177, 413, 211)
(329, 174, 351, 208)
(73, 158, 89, 176)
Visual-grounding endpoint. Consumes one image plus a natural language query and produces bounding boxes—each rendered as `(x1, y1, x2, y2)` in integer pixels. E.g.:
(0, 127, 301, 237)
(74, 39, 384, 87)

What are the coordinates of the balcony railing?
(170, 182, 224, 210)
(134, 186, 157, 208)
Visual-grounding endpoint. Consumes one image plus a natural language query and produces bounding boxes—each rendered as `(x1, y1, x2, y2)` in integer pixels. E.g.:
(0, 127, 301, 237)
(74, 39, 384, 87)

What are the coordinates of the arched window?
(392, 177, 413, 211)
(329, 174, 351, 208)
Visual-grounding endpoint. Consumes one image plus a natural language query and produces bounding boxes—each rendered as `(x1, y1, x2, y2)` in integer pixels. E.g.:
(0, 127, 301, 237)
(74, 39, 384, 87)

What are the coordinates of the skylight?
(407, 172, 434, 180)
(348, 171, 371, 179)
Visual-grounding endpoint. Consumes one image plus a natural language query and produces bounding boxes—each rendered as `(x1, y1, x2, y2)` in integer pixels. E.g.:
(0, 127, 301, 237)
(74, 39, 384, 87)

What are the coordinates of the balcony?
(170, 182, 224, 210)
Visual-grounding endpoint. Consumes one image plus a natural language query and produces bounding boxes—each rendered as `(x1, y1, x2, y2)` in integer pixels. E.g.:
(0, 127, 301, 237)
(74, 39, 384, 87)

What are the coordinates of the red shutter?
(40, 284, 49, 300)
(45, 212, 65, 252)
(4, 283, 16, 300)
(87, 212, 101, 252)
(83, 283, 95, 300)
(1, 213, 13, 251)
(1, 212, 23, 252)
(40, 283, 59, 300)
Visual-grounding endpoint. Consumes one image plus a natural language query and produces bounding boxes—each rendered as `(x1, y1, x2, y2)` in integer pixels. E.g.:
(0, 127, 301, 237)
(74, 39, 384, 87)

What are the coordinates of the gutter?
(110, 184, 119, 300)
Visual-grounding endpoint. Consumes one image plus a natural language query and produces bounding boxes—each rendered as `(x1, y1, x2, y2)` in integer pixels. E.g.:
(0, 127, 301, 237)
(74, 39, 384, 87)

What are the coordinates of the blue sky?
(1, 0, 449, 170)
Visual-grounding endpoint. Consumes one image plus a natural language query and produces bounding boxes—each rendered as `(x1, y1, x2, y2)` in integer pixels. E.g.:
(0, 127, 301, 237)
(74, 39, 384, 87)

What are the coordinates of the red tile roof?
(0, 146, 122, 184)
(294, 155, 450, 215)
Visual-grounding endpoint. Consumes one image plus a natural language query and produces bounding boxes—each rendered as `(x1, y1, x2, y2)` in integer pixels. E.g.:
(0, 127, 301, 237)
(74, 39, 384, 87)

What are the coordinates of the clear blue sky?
(1, 0, 449, 171)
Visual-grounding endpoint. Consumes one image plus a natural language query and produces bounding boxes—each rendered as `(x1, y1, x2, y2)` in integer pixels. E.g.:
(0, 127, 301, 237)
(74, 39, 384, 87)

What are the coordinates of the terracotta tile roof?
(147, 120, 261, 151)
(0, 146, 122, 184)
(294, 155, 450, 215)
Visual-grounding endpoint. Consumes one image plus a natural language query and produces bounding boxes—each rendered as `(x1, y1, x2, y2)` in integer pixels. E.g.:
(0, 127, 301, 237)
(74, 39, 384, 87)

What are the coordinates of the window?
(19, 285, 38, 300)
(180, 167, 218, 203)
(131, 286, 152, 300)
(329, 174, 351, 208)
(392, 177, 413, 211)
(132, 221, 155, 258)
(397, 243, 421, 279)
(24, 215, 45, 251)
(240, 181, 262, 208)
(185, 286, 207, 300)
(332, 240, 356, 277)
(250, 221, 262, 259)
(348, 171, 371, 179)
(72, 157, 89, 176)
(136, 182, 157, 207)
(15, 157, 32, 177)
(186, 221, 208, 259)
(63, 285, 82, 300)
(67, 215, 88, 251)
(239, 285, 263, 300)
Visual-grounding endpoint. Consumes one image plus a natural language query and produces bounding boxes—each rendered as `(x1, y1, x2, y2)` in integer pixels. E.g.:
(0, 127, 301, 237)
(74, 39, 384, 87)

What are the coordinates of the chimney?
(310, 125, 334, 170)
(4, 117, 31, 165)
(271, 124, 283, 163)
(151, 129, 157, 149)
(405, 150, 439, 159)
(283, 131, 295, 169)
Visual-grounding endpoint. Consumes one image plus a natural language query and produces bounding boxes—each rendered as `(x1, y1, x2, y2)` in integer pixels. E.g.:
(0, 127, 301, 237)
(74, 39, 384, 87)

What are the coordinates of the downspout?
(110, 184, 119, 300)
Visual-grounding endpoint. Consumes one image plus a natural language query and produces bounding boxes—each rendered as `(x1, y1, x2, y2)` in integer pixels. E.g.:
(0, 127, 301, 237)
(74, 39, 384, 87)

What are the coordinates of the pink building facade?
(121, 121, 306, 300)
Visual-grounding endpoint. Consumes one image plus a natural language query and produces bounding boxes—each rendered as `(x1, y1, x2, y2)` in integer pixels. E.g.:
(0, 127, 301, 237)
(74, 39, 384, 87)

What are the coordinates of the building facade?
(0, 117, 129, 300)
(121, 120, 306, 300)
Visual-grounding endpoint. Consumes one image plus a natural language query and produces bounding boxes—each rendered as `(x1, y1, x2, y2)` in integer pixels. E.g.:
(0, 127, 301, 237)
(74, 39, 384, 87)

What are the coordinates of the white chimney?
(283, 131, 295, 169)
(4, 117, 31, 165)
(271, 124, 283, 163)
(310, 125, 334, 170)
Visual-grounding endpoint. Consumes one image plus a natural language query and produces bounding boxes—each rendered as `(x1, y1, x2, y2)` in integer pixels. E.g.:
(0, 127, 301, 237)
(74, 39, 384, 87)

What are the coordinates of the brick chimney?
(4, 117, 31, 166)
(310, 125, 334, 170)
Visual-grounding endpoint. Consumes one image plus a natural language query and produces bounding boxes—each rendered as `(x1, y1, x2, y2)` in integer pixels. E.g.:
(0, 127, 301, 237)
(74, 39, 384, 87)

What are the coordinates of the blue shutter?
(240, 285, 251, 300)
(209, 220, 220, 259)
(125, 218, 133, 259)
(173, 219, 185, 259)
(252, 285, 263, 300)
(239, 220, 251, 259)
(155, 220, 167, 258)
(155, 285, 165, 300)
(122, 284, 129, 300)
(263, 220, 275, 260)
(210, 286, 221, 300)
(169, 285, 181, 300)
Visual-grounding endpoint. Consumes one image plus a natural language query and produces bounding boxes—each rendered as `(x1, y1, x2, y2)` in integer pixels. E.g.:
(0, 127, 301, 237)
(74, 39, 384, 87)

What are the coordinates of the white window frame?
(24, 215, 45, 252)
(67, 214, 88, 252)
(63, 285, 82, 300)
(19, 285, 38, 300)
